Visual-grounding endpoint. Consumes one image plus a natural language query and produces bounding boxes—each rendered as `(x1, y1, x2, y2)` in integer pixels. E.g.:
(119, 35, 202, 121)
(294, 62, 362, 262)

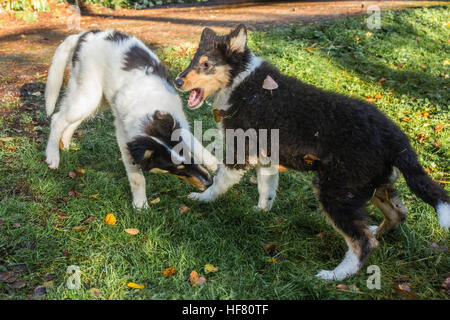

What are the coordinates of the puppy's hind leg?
(115, 122, 148, 210)
(45, 79, 102, 169)
(315, 185, 378, 281)
(370, 168, 408, 235)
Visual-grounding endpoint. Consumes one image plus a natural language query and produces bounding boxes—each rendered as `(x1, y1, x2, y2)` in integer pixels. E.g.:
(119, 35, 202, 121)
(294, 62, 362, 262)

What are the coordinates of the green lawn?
(0, 6, 449, 300)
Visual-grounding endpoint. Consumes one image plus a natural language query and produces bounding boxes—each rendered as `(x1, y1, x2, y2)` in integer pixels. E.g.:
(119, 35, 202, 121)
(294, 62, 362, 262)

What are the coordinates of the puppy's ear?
(201, 27, 216, 41)
(228, 24, 247, 53)
(127, 137, 155, 168)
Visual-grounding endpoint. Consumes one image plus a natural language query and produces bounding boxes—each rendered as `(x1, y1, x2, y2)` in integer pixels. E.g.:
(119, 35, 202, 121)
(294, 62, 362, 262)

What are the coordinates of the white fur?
(436, 202, 450, 229)
(316, 247, 361, 281)
(45, 30, 215, 209)
(256, 166, 278, 211)
(189, 164, 244, 202)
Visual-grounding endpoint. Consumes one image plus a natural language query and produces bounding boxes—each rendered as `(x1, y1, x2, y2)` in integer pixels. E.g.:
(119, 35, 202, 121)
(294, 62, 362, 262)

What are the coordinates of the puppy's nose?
(174, 77, 184, 89)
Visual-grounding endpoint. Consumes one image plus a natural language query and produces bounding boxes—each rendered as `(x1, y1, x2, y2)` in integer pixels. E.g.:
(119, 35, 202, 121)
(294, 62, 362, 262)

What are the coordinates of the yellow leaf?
(150, 197, 161, 204)
(267, 257, 277, 263)
(124, 228, 139, 235)
(162, 267, 177, 277)
(204, 264, 219, 273)
(189, 271, 206, 286)
(127, 282, 145, 289)
(179, 204, 190, 214)
(104, 213, 116, 225)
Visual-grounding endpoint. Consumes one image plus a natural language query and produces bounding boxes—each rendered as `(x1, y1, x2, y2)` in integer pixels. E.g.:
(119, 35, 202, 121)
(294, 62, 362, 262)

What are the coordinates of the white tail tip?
(436, 202, 450, 229)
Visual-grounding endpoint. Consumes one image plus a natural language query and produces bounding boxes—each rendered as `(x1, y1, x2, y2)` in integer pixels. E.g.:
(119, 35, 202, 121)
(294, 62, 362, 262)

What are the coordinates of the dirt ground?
(0, 0, 447, 103)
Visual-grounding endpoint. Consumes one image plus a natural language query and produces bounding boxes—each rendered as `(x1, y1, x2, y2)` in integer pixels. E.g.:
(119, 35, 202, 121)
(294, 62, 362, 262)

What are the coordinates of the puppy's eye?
(201, 61, 210, 69)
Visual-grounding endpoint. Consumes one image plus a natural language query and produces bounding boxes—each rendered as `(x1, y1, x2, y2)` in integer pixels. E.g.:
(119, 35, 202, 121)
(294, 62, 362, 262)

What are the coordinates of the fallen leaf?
(424, 168, 431, 174)
(189, 270, 199, 285)
(162, 267, 177, 277)
(442, 277, 450, 290)
(150, 197, 161, 204)
(124, 228, 139, 235)
(267, 257, 277, 263)
(435, 124, 444, 132)
(374, 93, 382, 100)
(443, 59, 450, 66)
(376, 77, 387, 85)
(189, 271, 206, 286)
(432, 141, 442, 147)
(304, 154, 320, 165)
(90, 288, 100, 296)
(204, 264, 219, 273)
(353, 36, 360, 41)
(402, 116, 410, 122)
(0, 137, 13, 142)
(104, 213, 116, 225)
(276, 164, 287, 172)
(336, 284, 349, 291)
(89, 194, 99, 200)
(68, 171, 78, 179)
(429, 242, 447, 252)
(416, 36, 421, 41)
(9, 280, 26, 289)
(315, 232, 325, 238)
(398, 282, 411, 292)
(76, 167, 86, 175)
(83, 216, 96, 224)
(127, 282, 145, 289)
(417, 132, 427, 144)
(7, 145, 16, 151)
(34, 285, 47, 296)
(263, 242, 277, 252)
(72, 225, 86, 231)
(262, 75, 278, 90)
(179, 204, 190, 214)
(68, 189, 83, 198)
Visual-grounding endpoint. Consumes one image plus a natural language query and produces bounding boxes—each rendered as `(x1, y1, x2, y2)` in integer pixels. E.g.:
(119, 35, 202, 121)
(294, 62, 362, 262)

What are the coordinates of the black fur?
(72, 29, 101, 66)
(127, 111, 211, 186)
(105, 30, 130, 42)
(180, 25, 450, 272)
(222, 60, 449, 209)
(123, 45, 170, 83)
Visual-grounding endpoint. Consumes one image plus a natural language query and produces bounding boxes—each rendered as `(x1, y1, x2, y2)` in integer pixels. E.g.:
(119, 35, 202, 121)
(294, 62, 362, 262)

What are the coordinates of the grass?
(0, 6, 449, 300)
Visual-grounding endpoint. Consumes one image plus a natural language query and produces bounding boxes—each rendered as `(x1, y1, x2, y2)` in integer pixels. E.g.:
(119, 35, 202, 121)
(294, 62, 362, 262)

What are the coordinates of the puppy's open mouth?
(188, 88, 204, 108)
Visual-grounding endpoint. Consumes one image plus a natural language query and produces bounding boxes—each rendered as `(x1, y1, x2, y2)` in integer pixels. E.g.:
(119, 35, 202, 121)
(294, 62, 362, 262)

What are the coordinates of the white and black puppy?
(45, 29, 217, 209)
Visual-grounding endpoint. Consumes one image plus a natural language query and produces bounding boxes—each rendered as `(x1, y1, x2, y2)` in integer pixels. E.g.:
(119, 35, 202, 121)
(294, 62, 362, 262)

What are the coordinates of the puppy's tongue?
(188, 89, 203, 108)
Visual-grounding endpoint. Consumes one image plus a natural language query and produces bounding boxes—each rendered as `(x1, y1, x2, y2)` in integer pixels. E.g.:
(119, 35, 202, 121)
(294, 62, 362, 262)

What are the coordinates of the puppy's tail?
(45, 33, 81, 116)
(394, 147, 450, 229)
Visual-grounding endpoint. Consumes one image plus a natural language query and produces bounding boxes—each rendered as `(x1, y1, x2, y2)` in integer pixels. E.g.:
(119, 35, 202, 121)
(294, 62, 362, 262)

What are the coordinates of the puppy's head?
(174, 24, 250, 109)
(127, 111, 212, 189)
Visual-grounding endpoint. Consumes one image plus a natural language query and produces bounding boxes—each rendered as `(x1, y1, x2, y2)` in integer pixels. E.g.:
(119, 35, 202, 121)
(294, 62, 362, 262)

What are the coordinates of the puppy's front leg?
(189, 165, 245, 202)
(256, 165, 279, 211)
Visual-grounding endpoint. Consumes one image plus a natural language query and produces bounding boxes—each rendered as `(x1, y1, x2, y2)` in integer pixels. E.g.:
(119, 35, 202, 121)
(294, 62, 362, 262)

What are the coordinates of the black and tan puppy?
(174, 25, 450, 280)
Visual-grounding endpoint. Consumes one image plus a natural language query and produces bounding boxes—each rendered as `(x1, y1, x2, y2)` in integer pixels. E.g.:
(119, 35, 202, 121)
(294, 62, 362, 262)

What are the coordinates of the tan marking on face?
(199, 56, 209, 65)
(182, 64, 231, 100)
(144, 150, 154, 159)
(150, 168, 168, 174)
(177, 165, 185, 170)
(180, 176, 206, 190)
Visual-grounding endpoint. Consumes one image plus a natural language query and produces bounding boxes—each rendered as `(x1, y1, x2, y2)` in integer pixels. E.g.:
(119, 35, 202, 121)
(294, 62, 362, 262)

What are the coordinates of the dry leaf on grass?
(162, 267, 177, 277)
(263, 242, 277, 252)
(104, 213, 116, 225)
(179, 205, 190, 214)
(150, 197, 161, 204)
(72, 226, 86, 231)
(435, 124, 444, 132)
(204, 264, 219, 273)
(336, 284, 349, 291)
(124, 228, 139, 235)
(90, 288, 101, 296)
(189, 271, 206, 286)
(127, 282, 145, 289)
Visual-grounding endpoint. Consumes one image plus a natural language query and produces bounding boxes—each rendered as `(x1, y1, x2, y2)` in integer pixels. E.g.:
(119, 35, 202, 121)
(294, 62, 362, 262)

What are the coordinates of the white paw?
(45, 152, 60, 169)
(133, 200, 149, 210)
(315, 270, 337, 281)
(256, 200, 273, 212)
(369, 225, 378, 235)
(189, 191, 214, 202)
(205, 159, 218, 173)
